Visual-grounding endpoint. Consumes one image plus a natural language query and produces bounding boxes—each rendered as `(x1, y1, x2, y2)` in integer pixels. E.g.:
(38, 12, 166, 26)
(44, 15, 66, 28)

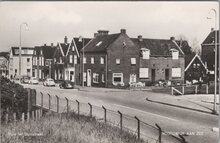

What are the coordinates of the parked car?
(28, 77, 39, 84)
(43, 78, 55, 87)
(21, 75, 30, 84)
(59, 80, 74, 89)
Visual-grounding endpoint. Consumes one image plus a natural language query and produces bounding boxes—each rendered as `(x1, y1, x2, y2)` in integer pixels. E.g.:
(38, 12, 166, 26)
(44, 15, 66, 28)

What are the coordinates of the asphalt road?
(23, 83, 218, 143)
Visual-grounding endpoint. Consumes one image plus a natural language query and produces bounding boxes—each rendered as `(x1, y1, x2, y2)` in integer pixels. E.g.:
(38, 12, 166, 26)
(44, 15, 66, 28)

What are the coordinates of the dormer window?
(40, 50, 43, 55)
(60, 57, 62, 63)
(72, 45, 75, 51)
(141, 48, 150, 59)
(96, 41, 102, 46)
(170, 49, 179, 60)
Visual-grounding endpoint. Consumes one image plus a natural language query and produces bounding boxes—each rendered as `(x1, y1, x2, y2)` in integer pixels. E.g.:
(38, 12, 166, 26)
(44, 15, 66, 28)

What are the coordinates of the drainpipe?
(105, 54, 108, 87)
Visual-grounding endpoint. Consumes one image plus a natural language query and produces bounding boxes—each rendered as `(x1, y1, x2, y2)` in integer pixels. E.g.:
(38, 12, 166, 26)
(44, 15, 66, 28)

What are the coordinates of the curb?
(146, 98, 219, 116)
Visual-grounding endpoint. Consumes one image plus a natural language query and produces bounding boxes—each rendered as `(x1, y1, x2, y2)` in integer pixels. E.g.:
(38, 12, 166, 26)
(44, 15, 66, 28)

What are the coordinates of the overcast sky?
(0, 1, 219, 52)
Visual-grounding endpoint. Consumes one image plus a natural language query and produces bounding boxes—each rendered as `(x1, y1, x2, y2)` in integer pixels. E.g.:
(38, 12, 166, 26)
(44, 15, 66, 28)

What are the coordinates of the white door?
(87, 69, 91, 86)
(130, 74, 136, 83)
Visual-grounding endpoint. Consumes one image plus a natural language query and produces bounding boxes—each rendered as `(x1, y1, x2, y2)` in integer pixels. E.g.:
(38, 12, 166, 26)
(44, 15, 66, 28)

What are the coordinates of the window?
(100, 57, 104, 64)
(116, 59, 120, 65)
(54, 58, 56, 63)
(96, 41, 102, 46)
(42, 57, 44, 66)
(141, 49, 150, 59)
(139, 68, 149, 78)
(131, 58, 136, 65)
(69, 55, 73, 63)
(130, 74, 137, 83)
(33, 57, 36, 65)
(40, 50, 43, 55)
(14, 49, 19, 55)
(23, 50, 28, 54)
(83, 72, 86, 82)
(93, 73, 99, 83)
(172, 50, 179, 60)
(113, 73, 123, 84)
(74, 55, 77, 64)
(27, 58, 30, 62)
(172, 68, 181, 78)
(91, 57, 94, 64)
(83, 57, 86, 64)
(15, 69, 17, 73)
(102, 74, 105, 83)
(60, 57, 62, 63)
(72, 45, 75, 51)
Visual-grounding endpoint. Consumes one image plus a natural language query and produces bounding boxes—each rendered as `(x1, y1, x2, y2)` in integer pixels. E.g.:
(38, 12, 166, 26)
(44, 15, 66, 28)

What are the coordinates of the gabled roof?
(202, 30, 219, 45)
(184, 54, 207, 72)
(131, 38, 184, 56)
(59, 43, 70, 56)
(73, 38, 91, 52)
(82, 33, 120, 53)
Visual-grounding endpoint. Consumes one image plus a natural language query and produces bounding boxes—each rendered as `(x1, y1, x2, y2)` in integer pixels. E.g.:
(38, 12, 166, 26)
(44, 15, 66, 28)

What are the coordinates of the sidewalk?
(146, 94, 219, 115)
(75, 85, 129, 92)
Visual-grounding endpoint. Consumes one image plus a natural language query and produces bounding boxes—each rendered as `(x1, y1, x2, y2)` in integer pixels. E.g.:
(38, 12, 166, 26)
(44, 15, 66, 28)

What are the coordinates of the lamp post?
(79, 36, 84, 88)
(19, 22, 28, 83)
(207, 9, 218, 114)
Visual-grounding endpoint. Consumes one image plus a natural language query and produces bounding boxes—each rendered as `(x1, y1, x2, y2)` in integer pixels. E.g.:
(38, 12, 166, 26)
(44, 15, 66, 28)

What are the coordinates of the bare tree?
(190, 38, 201, 55)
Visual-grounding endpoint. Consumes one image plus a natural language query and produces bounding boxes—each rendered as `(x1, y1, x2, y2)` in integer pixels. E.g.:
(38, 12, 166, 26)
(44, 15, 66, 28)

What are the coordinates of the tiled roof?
(202, 30, 219, 44)
(132, 38, 184, 56)
(175, 40, 192, 55)
(185, 53, 196, 67)
(82, 33, 120, 53)
(41, 45, 56, 59)
(73, 38, 91, 52)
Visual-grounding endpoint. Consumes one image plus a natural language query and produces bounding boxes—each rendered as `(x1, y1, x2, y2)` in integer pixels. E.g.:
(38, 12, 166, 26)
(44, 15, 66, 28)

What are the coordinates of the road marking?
(113, 104, 178, 122)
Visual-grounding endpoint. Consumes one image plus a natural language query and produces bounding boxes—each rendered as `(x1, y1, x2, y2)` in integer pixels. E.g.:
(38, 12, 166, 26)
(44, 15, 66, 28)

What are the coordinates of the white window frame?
(129, 74, 137, 83)
(83, 57, 86, 64)
(74, 55, 77, 64)
(116, 59, 120, 65)
(60, 57, 62, 63)
(139, 68, 149, 78)
(91, 57, 94, 64)
(102, 74, 105, 83)
(42, 57, 44, 66)
(131, 58, 136, 65)
(100, 57, 104, 64)
(93, 73, 99, 83)
(69, 55, 73, 63)
(112, 73, 123, 85)
(172, 68, 181, 78)
(172, 50, 179, 60)
(142, 49, 150, 59)
(54, 58, 56, 63)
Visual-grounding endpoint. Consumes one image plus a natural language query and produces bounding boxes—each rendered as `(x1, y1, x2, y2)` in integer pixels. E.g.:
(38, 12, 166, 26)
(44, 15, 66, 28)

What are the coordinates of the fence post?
(134, 116, 140, 140)
(27, 111, 30, 122)
(102, 106, 107, 123)
(65, 97, 69, 114)
(40, 92, 43, 108)
(88, 103, 92, 117)
(76, 100, 80, 118)
(171, 87, 173, 95)
(118, 111, 123, 135)
(195, 85, 198, 94)
(55, 95, 59, 113)
(155, 124, 162, 143)
(13, 113, 16, 122)
(182, 86, 185, 95)
(27, 88, 32, 112)
(32, 110, 35, 120)
(206, 84, 209, 94)
(5, 113, 8, 124)
(48, 93, 51, 110)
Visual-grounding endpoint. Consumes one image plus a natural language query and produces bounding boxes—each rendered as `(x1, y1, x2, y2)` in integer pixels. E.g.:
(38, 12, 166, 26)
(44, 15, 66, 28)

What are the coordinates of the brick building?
(132, 36, 185, 86)
(81, 29, 139, 88)
(32, 44, 56, 80)
(53, 36, 90, 85)
(201, 29, 219, 80)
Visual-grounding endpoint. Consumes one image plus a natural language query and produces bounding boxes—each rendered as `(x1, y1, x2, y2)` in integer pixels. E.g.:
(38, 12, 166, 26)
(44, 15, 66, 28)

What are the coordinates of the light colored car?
(43, 78, 55, 87)
(28, 77, 39, 84)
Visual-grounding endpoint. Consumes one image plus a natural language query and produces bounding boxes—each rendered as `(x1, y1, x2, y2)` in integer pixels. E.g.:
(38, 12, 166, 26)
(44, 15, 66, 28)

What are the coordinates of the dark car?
(59, 80, 74, 89)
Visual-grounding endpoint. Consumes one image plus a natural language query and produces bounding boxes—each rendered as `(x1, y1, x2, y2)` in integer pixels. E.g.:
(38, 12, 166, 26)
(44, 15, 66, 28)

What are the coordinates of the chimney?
(120, 29, 126, 34)
(170, 37, 175, 41)
(97, 30, 109, 36)
(51, 43, 54, 47)
(44, 44, 46, 46)
(138, 35, 143, 41)
(94, 33, 98, 38)
(211, 28, 214, 32)
(64, 36, 68, 44)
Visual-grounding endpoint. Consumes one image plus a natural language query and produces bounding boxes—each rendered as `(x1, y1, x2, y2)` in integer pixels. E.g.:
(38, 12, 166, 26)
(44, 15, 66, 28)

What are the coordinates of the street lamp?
(19, 22, 29, 83)
(207, 9, 218, 114)
(79, 36, 84, 88)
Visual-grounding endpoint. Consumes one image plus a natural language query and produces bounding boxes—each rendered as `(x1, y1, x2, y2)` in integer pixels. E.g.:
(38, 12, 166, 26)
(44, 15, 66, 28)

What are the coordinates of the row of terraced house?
(6, 28, 219, 88)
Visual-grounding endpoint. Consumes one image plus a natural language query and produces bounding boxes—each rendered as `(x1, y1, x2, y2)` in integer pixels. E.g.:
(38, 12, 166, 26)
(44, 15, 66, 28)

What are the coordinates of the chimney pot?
(94, 33, 98, 38)
(51, 43, 54, 47)
(138, 35, 143, 41)
(170, 37, 175, 41)
(64, 36, 68, 43)
(44, 44, 46, 46)
(121, 29, 126, 34)
(211, 28, 214, 32)
(97, 30, 109, 36)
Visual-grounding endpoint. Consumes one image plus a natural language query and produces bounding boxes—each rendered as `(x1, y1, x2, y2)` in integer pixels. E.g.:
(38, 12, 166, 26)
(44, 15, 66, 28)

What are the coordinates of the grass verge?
(1, 111, 146, 143)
